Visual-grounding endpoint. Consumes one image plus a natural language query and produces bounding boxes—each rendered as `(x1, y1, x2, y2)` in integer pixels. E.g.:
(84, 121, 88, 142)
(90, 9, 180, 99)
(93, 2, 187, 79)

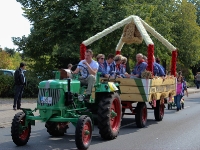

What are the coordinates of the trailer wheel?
(75, 115, 92, 150)
(45, 122, 67, 136)
(154, 100, 164, 121)
(98, 93, 122, 140)
(11, 112, 31, 146)
(135, 102, 147, 128)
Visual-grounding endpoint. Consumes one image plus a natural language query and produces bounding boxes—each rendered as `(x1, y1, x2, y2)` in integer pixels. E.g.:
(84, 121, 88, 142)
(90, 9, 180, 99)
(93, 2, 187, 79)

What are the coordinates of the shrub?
(0, 75, 14, 97)
(0, 74, 41, 98)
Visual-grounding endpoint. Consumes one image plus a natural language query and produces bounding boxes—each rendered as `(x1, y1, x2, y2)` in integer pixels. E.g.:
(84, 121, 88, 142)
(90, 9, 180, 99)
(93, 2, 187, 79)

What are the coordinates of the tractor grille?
(37, 88, 61, 106)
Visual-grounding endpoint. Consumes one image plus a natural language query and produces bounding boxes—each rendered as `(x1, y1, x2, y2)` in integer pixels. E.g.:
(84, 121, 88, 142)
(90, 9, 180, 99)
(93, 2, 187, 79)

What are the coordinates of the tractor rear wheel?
(45, 122, 68, 136)
(154, 100, 164, 121)
(135, 102, 147, 128)
(75, 115, 92, 150)
(11, 112, 31, 146)
(98, 93, 122, 140)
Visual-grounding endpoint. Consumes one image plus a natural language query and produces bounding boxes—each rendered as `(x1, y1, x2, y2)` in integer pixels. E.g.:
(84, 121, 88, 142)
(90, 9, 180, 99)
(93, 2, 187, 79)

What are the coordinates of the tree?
(172, 0, 200, 67)
(4, 47, 16, 56)
(13, 0, 200, 78)
(0, 51, 12, 69)
(13, 0, 128, 74)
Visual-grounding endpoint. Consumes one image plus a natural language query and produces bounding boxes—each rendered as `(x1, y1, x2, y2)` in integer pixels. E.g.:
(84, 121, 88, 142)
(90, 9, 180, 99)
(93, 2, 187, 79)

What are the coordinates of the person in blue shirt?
(120, 56, 127, 78)
(125, 53, 147, 78)
(103, 54, 114, 76)
(109, 55, 123, 78)
(144, 56, 165, 77)
(153, 56, 165, 77)
(97, 54, 109, 78)
(156, 57, 166, 74)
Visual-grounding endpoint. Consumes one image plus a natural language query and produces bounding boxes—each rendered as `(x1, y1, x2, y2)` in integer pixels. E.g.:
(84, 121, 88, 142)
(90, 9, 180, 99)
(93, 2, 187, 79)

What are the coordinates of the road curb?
(188, 90, 200, 94)
(0, 122, 11, 128)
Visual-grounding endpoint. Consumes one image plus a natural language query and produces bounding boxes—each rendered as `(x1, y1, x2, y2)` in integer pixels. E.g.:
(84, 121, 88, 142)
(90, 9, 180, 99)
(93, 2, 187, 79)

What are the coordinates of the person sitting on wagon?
(120, 56, 127, 78)
(153, 56, 165, 77)
(73, 49, 99, 101)
(109, 54, 123, 78)
(67, 63, 73, 70)
(104, 54, 115, 74)
(156, 57, 165, 74)
(143, 55, 165, 77)
(96, 54, 109, 78)
(125, 53, 147, 78)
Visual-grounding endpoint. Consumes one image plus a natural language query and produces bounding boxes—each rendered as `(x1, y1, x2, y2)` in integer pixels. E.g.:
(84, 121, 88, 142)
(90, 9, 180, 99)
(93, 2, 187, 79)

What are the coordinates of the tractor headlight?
(78, 94, 85, 101)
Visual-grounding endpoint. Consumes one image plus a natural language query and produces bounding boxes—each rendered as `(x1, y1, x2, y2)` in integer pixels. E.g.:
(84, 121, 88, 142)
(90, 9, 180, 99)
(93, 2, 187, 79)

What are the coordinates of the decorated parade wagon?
(11, 15, 178, 150)
(80, 15, 177, 127)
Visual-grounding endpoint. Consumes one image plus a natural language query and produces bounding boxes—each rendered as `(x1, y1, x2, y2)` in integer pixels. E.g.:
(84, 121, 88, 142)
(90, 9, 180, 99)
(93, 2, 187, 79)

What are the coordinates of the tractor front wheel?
(98, 93, 122, 140)
(135, 102, 147, 128)
(75, 115, 92, 150)
(11, 112, 31, 146)
(154, 100, 164, 121)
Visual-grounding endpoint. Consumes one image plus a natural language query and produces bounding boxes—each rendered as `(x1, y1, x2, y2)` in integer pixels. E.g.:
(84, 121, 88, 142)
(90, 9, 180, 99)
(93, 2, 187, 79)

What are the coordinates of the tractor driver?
(73, 49, 99, 101)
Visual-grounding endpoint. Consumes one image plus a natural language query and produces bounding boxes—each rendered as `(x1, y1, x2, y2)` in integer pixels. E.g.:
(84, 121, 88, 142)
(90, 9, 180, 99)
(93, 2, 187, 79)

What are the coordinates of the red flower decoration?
(116, 50, 121, 55)
(171, 50, 177, 76)
(80, 43, 87, 60)
(147, 44, 154, 74)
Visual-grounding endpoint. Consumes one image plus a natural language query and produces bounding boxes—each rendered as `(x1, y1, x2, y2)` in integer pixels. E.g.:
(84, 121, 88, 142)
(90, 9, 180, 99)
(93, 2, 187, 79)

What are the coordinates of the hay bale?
(122, 22, 143, 45)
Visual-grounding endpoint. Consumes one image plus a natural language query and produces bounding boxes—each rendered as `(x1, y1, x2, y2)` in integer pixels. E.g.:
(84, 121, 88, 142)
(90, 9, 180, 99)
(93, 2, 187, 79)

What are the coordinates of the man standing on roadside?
(125, 53, 147, 78)
(13, 62, 26, 110)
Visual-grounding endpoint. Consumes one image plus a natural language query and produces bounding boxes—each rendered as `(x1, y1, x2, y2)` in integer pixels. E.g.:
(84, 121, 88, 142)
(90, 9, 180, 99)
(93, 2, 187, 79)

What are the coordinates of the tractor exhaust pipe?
(65, 78, 76, 108)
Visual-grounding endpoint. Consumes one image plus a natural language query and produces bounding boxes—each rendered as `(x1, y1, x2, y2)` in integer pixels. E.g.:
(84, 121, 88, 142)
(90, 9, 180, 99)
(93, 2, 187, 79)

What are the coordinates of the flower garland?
(140, 18, 176, 51)
(171, 50, 177, 76)
(116, 50, 121, 55)
(80, 43, 86, 60)
(147, 44, 154, 73)
(83, 16, 134, 46)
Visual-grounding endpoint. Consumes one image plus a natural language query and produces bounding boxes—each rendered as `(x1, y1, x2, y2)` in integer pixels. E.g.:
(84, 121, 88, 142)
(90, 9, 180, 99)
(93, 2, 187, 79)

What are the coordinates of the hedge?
(0, 75, 40, 98)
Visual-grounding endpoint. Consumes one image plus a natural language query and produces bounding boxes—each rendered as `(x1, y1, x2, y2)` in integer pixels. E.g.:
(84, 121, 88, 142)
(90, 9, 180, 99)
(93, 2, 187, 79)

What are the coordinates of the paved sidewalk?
(0, 99, 39, 128)
(0, 87, 200, 127)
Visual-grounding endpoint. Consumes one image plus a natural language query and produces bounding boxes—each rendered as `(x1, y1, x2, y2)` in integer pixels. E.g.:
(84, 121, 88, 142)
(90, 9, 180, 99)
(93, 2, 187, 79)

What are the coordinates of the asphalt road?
(0, 93, 200, 150)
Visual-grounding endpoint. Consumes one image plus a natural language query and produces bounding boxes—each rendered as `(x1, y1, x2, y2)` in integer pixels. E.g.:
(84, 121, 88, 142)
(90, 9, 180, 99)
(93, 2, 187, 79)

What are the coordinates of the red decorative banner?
(147, 44, 154, 73)
(116, 50, 121, 55)
(80, 43, 87, 60)
(171, 50, 177, 76)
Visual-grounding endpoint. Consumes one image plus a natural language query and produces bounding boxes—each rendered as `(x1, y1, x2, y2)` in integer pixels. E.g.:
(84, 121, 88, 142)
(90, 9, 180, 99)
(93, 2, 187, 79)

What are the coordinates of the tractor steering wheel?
(71, 64, 89, 79)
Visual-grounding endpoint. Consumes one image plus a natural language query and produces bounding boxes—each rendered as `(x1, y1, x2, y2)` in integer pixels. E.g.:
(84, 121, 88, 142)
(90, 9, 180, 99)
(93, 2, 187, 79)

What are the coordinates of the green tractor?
(11, 65, 122, 150)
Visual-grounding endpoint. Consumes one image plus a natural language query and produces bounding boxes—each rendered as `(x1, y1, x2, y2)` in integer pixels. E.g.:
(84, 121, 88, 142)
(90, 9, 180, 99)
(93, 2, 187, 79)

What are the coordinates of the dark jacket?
(109, 61, 121, 76)
(14, 68, 25, 85)
(153, 62, 165, 76)
(98, 62, 108, 77)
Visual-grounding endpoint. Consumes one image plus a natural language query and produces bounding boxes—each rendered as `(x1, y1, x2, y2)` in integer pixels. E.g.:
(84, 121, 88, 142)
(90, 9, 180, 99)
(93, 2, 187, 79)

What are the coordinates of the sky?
(0, 0, 31, 49)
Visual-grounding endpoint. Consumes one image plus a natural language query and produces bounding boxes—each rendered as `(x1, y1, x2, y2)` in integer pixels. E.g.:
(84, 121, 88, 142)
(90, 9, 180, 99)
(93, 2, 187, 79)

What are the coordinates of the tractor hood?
(38, 79, 80, 93)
